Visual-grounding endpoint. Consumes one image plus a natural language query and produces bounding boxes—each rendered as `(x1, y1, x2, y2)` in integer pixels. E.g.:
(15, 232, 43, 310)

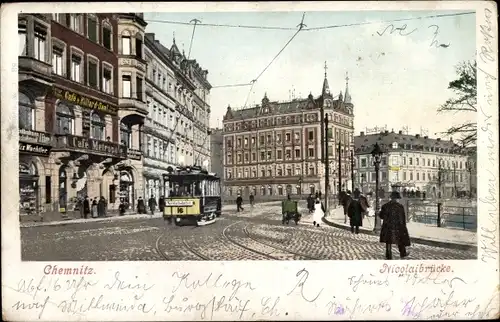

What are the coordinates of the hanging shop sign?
(19, 129, 52, 146)
(53, 86, 118, 115)
(19, 142, 51, 156)
(127, 148, 142, 161)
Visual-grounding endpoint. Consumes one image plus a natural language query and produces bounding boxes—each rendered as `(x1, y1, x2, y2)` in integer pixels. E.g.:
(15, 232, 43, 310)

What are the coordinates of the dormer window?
(392, 142, 398, 149)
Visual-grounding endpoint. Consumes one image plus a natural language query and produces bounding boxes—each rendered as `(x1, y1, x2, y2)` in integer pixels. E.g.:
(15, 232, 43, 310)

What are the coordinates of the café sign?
(19, 142, 51, 156)
(67, 135, 126, 157)
(19, 129, 52, 145)
(53, 87, 117, 115)
(127, 148, 142, 161)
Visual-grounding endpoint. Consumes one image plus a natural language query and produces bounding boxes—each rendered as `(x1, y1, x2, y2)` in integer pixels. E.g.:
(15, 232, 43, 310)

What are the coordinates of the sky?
(143, 10, 476, 139)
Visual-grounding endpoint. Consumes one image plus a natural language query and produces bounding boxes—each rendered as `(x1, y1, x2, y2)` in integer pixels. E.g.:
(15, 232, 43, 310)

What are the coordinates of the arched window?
(19, 92, 34, 130)
(91, 113, 105, 140)
(121, 30, 131, 55)
(56, 103, 74, 134)
(120, 122, 131, 147)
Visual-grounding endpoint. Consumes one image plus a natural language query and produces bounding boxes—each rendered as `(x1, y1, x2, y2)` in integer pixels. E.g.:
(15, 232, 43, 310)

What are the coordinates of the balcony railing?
(54, 134, 127, 158)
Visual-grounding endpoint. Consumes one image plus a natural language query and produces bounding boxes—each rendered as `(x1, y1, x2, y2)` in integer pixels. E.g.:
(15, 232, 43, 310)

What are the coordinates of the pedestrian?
(137, 197, 146, 214)
(306, 194, 314, 213)
(78, 198, 85, 218)
(341, 190, 353, 224)
(159, 196, 165, 214)
(119, 201, 126, 216)
(312, 198, 324, 228)
(148, 195, 157, 215)
(91, 198, 98, 218)
(347, 189, 364, 234)
(379, 191, 411, 260)
(249, 193, 255, 207)
(97, 196, 106, 217)
(236, 194, 244, 212)
(83, 196, 90, 219)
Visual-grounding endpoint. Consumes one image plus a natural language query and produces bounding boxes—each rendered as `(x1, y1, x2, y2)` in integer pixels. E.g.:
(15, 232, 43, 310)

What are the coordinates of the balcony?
(54, 134, 127, 159)
(18, 56, 53, 86)
(119, 97, 148, 116)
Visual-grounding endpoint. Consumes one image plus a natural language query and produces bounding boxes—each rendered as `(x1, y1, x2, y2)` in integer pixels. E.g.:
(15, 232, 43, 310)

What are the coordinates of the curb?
(321, 217, 476, 252)
(20, 214, 163, 228)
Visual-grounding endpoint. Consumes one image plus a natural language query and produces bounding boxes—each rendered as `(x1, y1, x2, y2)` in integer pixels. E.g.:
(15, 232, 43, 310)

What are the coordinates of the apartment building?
(354, 130, 473, 198)
(222, 71, 355, 199)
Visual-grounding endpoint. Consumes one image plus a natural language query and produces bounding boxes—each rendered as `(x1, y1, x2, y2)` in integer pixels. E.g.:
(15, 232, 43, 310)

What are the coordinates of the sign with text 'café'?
(66, 135, 126, 157)
(52, 87, 118, 115)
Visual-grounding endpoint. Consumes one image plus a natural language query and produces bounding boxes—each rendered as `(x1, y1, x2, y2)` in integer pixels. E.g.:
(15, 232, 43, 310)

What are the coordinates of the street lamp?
(361, 173, 365, 194)
(350, 149, 355, 192)
(297, 178, 302, 197)
(324, 113, 331, 213)
(371, 142, 383, 231)
(466, 161, 473, 199)
(337, 140, 342, 205)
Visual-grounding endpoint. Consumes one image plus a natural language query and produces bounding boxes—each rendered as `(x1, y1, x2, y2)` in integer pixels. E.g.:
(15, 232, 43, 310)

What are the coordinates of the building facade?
(222, 71, 355, 200)
(18, 13, 127, 215)
(115, 13, 148, 210)
(209, 127, 224, 182)
(353, 130, 473, 198)
(142, 33, 212, 199)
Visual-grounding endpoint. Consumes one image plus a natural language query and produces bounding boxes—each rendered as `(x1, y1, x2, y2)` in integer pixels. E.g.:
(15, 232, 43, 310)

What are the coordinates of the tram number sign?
(177, 207, 184, 214)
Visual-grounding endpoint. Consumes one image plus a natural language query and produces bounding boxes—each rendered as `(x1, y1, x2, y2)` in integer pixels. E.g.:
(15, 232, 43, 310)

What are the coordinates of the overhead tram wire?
(187, 19, 201, 60)
(145, 11, 475, 32)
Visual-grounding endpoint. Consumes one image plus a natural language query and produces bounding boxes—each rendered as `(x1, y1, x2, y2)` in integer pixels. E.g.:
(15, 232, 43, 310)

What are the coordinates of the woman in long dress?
(312, 198, 324, 227)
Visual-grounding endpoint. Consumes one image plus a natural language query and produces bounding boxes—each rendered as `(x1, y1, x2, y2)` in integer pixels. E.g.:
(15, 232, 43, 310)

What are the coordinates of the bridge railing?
(406, 200, 477, 231)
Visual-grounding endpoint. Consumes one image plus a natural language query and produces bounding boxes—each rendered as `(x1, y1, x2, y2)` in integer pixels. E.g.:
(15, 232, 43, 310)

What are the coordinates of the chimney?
(398, 130, 403, 134)
(416, 134, 420, 138)
(360, 131, 365, 136)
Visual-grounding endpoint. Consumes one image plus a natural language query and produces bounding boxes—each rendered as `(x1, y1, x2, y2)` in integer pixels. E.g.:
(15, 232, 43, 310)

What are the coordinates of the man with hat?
(379, 191, 411, 259)
(347, 189, 364, 234)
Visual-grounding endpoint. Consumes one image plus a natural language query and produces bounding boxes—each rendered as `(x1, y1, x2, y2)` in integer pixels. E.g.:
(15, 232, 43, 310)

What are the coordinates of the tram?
(163, 165, 222, 226)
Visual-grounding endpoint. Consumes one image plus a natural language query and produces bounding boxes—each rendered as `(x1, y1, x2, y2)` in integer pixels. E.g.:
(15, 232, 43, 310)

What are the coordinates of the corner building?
(142, 33, 212, 199)
(222, 72, 355, 200)
(18, 13, 126, 215)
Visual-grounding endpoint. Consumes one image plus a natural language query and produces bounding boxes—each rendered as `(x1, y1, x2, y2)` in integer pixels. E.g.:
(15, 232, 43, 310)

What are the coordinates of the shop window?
(56, 103, 74, 135)
(19, 92, 35, 130)
(91, 113, 105, 140)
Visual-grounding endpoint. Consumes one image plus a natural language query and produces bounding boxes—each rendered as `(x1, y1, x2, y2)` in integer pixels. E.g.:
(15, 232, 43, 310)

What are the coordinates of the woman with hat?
(379, 191, 411, 259)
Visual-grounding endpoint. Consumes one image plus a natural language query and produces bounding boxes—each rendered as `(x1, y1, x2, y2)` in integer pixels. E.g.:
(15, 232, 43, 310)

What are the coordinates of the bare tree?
(438, 60, 477, 147)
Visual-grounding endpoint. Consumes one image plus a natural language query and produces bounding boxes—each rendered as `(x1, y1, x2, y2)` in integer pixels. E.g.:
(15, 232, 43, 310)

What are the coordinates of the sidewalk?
(322, 207, 477, 251)
(19, 200, 283, 228)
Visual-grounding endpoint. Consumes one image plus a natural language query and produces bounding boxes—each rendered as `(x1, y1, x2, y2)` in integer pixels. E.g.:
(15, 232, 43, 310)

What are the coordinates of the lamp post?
(437, 158, 443, 199)
(466, 161, 473, 199)
(452, 161, 457, 198)
(324, 113, 330, 213)
(371, 142, 383, 231)
(297, 178, 302, 197)
(361, 173, 365, 194)
(337, 140, 342, 205)
(350, 149, 355, 192)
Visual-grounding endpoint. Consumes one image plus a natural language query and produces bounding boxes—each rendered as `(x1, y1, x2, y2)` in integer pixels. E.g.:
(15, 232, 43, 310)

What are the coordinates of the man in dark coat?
(137, 197, 146, 214)
(158, 196, 165, 214)
(347, 189, 363, 234)
(236, 194, 243, 212)
(148, 195, 157, 215)
(379, 191, 411, 259)
(306, 194, 314, 213)
(97, 196, 107, 217)
(83, 196, 90, 219)
(341, 191, 353, 224)
(249, 194, 255, 207)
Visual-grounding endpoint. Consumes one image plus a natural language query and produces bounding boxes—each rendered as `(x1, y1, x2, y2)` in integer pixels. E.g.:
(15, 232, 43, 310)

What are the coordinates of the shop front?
(19, 129, 53, 216)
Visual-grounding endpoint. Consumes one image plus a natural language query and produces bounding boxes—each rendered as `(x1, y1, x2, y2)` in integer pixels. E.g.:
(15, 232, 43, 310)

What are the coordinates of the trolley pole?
(350, 149, 355, 192)
(324, 114, 330, 213)
(337, 141, 342, 205)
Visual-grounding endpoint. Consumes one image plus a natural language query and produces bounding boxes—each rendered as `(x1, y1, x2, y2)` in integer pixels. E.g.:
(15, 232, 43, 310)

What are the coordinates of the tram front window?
(171, 181, 203, 197)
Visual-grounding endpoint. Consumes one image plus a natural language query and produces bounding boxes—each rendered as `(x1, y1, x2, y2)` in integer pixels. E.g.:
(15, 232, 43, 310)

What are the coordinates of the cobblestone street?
(21, 204, 476, 261)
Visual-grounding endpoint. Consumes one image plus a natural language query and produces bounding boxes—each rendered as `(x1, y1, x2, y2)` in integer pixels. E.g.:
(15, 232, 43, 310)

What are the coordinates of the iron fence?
(406, 200, 477, 231)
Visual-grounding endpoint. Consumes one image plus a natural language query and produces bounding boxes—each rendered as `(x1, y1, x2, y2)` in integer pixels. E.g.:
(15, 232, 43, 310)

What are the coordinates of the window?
(122, 75, 131, 97)
(260, 152, 265, 161)
(55, 103, 74, 135)
(409, 157, 413, 165)
(87, 15, 98, 42)
(135, 36, 143, 59)
(295, 149, 301, 158)
(285, 133, 291, 142)
(88, 59, 98, 88)
(34, 26, 46, 62)
(52, 47, 63, 75)
(361, 158, 367, 167)
(277, 150, 282, 159)
(267, 151, 272, 160)
(120, 123, 131, 147)
(102, 67, 112, 94)
(285, 150, 291, 159)
(327, 128, 333, 139)
(122, 35, 131, 55)
(136, 77, 143, 101)
(18, 23, 27, 56)
(102, 24, 112, 50)
(70, 14, 83, 34)
(53, 13, 65, 25)
(308, 130, 314, 141)
(91, 113, 105, 140)
(71, 54, 82, 82)
(45, 176, 51, 204)
(251, 153, 256, 161)
(19, 92, 34, 130)
(328, 146, 333, 156)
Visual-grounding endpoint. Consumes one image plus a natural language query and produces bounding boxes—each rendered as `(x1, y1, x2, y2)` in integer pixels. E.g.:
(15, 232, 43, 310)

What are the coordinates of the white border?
(1, 2, 499, 321)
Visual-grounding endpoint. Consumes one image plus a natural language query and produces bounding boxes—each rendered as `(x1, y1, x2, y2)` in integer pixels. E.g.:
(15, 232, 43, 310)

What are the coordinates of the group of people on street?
(236, 193, 255, 212)
(135, 196, 166, 215)
(79, 196, 107, 219)
(341, 188, 411, 260)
